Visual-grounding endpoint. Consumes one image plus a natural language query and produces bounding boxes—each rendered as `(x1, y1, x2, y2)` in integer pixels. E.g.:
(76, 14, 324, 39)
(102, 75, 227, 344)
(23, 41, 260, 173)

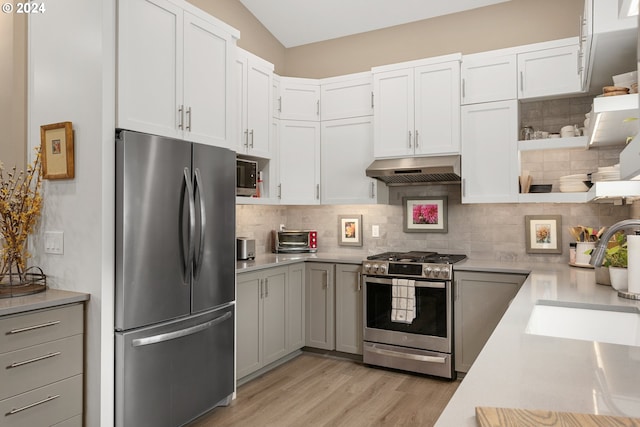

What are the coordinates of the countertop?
(436, 262, 640, 426)
(236, 251, 367, 272)
(0, 288, 90, 317)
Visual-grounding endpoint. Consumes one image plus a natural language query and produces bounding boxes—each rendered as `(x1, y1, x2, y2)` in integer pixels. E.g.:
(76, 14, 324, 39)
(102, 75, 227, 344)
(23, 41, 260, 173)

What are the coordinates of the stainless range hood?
(365, 155, 461, 186)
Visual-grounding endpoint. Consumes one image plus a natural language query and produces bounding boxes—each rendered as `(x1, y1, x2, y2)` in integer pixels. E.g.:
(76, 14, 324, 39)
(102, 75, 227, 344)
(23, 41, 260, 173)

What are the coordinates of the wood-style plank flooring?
(188, 352, 459, 427)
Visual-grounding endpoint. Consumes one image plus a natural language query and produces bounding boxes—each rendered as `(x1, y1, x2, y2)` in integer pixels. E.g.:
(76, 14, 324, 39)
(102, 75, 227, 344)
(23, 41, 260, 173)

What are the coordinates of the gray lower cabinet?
(305, 263, 335, 350)
(335, 264, 363, 355)
(236, 264, 305, 380)
(454, 271, 527, 373)
(306, 263, 363, 355)
(0, 303, 84, 427)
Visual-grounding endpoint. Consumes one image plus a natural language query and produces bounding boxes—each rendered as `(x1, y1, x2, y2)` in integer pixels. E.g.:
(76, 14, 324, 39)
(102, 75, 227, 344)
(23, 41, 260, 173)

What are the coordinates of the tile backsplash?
(237, 185, 633, 264)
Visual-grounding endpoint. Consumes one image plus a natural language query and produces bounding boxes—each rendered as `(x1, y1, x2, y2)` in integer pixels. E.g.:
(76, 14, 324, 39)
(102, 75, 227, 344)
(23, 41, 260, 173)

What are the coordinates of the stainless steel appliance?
(236, 157, 257, 196)
(237, 237, 255, 260)
(362, 251, 466, 379)
(272, 229, 318, 253)
(115, 130, 236, 427)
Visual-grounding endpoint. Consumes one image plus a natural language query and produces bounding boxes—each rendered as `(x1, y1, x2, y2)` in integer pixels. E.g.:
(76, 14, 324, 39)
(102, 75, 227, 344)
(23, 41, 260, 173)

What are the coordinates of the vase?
(0, 248, 46, 298)
(575, 242, 595, 265)
(608, 267, 628, 292)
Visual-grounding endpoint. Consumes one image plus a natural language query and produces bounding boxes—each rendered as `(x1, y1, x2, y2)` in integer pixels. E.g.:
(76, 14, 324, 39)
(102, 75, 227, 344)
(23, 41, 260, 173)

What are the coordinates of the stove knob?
(439, 268, 450, 279)
(363, 263, 371, 273)
(424, 266, 433, 277)
(378, 264, 387, 273)
(372, 263, 379, 273)
(431, 266, 441, 278)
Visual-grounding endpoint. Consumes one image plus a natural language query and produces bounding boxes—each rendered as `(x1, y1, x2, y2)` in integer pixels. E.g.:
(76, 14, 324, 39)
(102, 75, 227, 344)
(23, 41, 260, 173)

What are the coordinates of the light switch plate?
(44, 231, 64, 254)
(372, 225, 380, 238)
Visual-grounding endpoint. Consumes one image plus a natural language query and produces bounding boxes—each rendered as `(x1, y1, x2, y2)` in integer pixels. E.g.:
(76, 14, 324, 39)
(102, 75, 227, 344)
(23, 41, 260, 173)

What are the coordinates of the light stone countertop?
(0, 288, 90, 317)
(247, 253, 640, 424)
(436, 262, 640, 426)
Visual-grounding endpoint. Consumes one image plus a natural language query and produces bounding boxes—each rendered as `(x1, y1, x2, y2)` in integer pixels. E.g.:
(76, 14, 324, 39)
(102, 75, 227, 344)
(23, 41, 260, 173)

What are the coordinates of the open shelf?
(586, 93, 639, 147)
(518, 136, 588, 151)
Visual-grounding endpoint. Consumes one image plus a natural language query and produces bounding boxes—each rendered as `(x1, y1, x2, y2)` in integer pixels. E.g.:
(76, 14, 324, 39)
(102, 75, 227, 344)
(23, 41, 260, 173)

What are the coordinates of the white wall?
(28, 1, 115, 425)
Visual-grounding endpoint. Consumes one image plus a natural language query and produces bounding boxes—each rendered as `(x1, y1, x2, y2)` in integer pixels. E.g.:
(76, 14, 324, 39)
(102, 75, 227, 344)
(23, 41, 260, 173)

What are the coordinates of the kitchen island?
(436, 261, 640, 426)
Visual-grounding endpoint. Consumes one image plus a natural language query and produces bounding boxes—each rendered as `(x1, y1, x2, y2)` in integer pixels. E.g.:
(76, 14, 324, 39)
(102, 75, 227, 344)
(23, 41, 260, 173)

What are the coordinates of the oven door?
(363, 275, 452, 354)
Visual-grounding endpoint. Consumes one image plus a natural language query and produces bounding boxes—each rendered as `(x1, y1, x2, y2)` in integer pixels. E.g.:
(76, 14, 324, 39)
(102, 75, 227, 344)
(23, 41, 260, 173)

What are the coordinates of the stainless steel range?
(362, 251, 466, 379)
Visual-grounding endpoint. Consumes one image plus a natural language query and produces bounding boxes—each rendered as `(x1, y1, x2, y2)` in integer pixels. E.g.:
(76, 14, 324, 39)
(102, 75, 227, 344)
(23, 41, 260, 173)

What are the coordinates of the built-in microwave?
(236, 158, 257, 197)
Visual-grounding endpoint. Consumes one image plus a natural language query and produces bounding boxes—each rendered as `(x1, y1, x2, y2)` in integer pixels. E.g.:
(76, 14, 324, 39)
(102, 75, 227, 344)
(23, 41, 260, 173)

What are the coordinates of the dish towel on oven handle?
(391, 278, 415, 324)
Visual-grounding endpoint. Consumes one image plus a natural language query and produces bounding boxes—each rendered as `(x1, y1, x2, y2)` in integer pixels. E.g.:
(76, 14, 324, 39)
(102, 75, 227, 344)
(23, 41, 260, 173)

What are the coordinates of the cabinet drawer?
(52, 415, 82, 427)
(0, 374, 82, 427)
(0, 304, 83, 353)
(0, 334, 83, 401)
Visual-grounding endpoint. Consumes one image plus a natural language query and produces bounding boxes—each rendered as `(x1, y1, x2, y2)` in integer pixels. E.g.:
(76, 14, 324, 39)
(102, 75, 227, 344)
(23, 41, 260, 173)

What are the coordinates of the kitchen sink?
(525, 300, 640, 347)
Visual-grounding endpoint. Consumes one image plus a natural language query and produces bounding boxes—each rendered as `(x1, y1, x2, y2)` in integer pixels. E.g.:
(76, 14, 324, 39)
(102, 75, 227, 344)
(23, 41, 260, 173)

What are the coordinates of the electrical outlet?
(372, 225, 380, 238)
(44, 231, 64, 254)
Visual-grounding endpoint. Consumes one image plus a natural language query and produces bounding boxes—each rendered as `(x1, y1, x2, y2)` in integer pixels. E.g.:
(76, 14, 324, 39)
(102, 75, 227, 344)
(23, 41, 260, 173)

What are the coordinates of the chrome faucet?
(589, 219, 640, 267)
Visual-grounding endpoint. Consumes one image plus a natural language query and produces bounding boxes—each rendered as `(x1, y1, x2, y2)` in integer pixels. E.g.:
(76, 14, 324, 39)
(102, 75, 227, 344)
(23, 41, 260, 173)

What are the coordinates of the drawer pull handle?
(6, 394, 60, 416)
(7, 320, 60, 335)
(7, 352, 61, 369)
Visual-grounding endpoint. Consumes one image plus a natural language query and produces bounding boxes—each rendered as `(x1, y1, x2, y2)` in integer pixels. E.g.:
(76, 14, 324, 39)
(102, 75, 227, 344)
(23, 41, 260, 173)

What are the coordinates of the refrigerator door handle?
(193, 168, 206, 280)
(131, 311, 232, 347)
(183, 167, 196, 281)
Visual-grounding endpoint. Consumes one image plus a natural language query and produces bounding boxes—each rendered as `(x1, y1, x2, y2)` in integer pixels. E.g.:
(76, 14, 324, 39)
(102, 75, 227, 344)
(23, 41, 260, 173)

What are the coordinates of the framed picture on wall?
(338, 215, 363, 246)
(525, 215, 562, 254)
(402, 196, 448, 233)
(40, 121, 74, 180)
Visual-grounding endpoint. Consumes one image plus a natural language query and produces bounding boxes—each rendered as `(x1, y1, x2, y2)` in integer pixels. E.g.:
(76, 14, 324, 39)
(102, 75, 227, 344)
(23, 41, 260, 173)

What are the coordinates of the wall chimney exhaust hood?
(365, 155, 461, 186)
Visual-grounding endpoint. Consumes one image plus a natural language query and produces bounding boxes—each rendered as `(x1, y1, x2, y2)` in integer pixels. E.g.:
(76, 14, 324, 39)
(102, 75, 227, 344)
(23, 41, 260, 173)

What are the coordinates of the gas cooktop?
(363, 251, 467, 279)
(366, 251, 467, 264)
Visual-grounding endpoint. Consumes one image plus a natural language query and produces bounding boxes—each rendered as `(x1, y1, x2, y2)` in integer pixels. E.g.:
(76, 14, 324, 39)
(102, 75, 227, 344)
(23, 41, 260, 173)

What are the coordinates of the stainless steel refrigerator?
(114, 130, 235, 427)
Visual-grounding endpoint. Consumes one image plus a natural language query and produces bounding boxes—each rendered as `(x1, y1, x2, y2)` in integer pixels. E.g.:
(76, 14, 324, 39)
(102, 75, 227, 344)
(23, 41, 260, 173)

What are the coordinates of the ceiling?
(238, 0, 511, 48)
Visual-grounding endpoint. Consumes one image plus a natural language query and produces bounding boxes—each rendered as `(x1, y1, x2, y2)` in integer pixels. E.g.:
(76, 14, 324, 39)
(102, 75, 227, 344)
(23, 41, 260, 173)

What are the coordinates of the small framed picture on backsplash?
(525, 215, 562, 254)
(338, 215, 363, 246)
(403, 196, 448, 233)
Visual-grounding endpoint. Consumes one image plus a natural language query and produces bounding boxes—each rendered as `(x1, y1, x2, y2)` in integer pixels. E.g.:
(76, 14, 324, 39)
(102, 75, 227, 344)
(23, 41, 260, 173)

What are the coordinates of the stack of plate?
(559, 173, 590, 192)
(591, 164, 620, 182)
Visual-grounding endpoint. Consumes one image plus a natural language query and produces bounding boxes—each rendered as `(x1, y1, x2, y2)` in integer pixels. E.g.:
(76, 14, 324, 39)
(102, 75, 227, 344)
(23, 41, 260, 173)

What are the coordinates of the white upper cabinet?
(279, 77, 321, 121)
(372, 54, 462, 158)
(321, 116, 386, 204)
(235, 48, 274, 158)
(517, 42, 582, 99)
(320, 72, 373, 120)
(461, 100, 519, 204)
(461, 53, 517, 104)
(272, 74, 281, 119)
(278, 120, 321, 204)
(117, 0, 238, 148)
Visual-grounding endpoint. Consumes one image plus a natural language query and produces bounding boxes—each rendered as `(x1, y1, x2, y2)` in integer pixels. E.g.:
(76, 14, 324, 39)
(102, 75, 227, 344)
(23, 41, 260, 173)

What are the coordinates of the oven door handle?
(364, 276, 445, 289)
(368, 344, 446, 364)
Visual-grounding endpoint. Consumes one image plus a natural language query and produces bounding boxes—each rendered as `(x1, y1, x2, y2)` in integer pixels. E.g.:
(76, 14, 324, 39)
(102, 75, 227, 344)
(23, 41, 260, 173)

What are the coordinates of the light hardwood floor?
(188, 352, 459, 427)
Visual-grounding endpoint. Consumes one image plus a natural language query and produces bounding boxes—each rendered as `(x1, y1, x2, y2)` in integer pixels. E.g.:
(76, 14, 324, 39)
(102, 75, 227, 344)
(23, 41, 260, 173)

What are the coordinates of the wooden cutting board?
(476, 407, 640, 427)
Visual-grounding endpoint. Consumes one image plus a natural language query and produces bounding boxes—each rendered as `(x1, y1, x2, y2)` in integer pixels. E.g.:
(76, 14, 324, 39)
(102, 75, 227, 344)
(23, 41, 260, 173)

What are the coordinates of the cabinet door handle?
(316, 100, 320, 116)
(6, 395, 60, 416)
(7, 320, 60, 335)
(370, 181, 375, 199)
(462, 179, 466, 198)
(7, 352, 61, 369)
(415, 130, 419, 148)
(244, 129, 249, 147)
(186, 107, 192, 131)
(178, 105, 184, 130)
(462, 78, 466, 99)
(371, 92, 374, 109)
(519, 71, 524, 92)
(265, 278, 269, 298)
(408, 131, 412, 148)
(278, 96, 282, 112)
(259, 279, 264, 299)
(278, 183, 282, 199)
(357, 272, 362, 292)
(316, 184, 320, 200)
(249, 129, 254, 148)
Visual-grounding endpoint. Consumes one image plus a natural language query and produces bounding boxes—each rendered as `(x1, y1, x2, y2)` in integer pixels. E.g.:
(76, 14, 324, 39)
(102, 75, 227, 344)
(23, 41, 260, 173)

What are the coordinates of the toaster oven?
(272, 230, 318, 253)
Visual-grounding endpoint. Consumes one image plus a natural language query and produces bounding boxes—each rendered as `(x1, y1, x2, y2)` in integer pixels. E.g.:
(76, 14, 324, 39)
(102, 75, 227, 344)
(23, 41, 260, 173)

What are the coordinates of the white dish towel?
(391, 278, 415, 324)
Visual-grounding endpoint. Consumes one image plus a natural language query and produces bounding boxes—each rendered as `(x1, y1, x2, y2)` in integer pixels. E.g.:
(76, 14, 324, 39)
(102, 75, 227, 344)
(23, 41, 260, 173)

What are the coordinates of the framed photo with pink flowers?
(402, 196, 448, 233)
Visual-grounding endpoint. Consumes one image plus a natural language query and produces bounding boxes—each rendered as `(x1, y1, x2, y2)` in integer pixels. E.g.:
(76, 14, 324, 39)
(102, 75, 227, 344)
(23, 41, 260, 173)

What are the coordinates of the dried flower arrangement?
(0, 148, 45, 295)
